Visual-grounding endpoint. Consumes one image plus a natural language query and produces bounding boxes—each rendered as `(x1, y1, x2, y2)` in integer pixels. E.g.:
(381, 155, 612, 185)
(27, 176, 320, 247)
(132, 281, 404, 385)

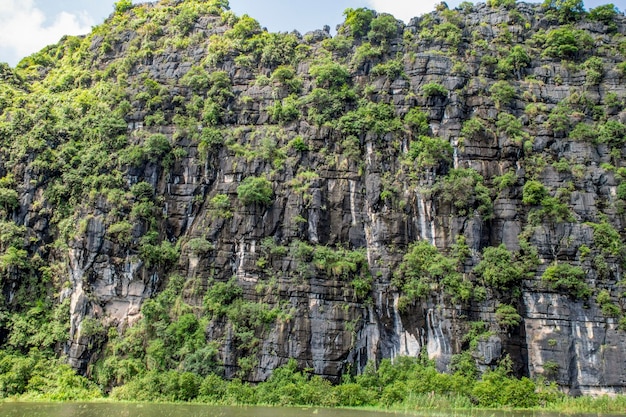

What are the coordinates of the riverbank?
(2, 351, 626, 414)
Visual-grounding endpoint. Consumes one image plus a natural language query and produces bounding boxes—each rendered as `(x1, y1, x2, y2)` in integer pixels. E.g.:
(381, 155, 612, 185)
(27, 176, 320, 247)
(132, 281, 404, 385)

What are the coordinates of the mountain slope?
(1, 0, 626, 395)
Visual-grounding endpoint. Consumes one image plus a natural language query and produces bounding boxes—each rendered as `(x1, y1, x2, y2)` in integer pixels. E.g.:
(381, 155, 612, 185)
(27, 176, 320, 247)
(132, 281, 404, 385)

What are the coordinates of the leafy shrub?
(144, 133, 172, 163)
(114, 0, 133, 14)
(394, 241, 470, 305)
(569, 122, 595, 142)
(497, 45, 531, 79)
(337, 100, 402, 136)
(542, 27, 593, 58)
(432, 22, 463, 48)
(203, 278, 243, 317)
(496, 113, 526, 143)
(107, 221, 134, 245)
(0, 352, 101, 400)
(270, 66, 302, 93)
(333, 383, 373, 406)
(227, 15, 262, 40)
(495, 304, 522, 327)
(543, 0, 585, 23)
(487, 0, 516, 8)
(596, 289, 620, 317)
(474, 244, 524, 291)
(583, 57, 604, 85)
(0, 188, 19, 212)
(130, 181, 154, 201)
(371, 60, 404, 79)
(312, 246, 369, 282)
(139, 233, 180, 268)
(542, 263, 591, 299)
(588, 220, 622, 257)
(404, 108, 429, 136)
(493, 171, 517, 191)
(209, 194, 232, 218)
(181, 66, 210, 92)
(589, 4, 618, 30)
(407, 136, 453, 170)
(368, 14, 398, 44)
(309, 61, 350, 90)
(173, 7, 199, 35)
(473, 368, 538, 407)
(489, 80, 516, 108)
(598, 121, 626, 147)
(237, 176, 273, 206)
(460, 117, 493, 142)
(342, 8, 375, 38)
(436, 168, 492, 218)
(289, 136, 309, 152)
(186, 237, 214, 255)
(522, 180, 548, 205)
(421, 82, 448, 98)
(268, 95, 300, 124)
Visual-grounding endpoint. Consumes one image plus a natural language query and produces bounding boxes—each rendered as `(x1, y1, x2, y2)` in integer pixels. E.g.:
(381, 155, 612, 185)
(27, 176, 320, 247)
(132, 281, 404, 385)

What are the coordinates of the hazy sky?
(0, 0, 620, 67)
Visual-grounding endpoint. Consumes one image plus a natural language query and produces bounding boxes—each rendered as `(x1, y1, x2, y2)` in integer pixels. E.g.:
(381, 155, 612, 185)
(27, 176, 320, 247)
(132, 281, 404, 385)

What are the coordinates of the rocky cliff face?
(1, 0, 626, 395)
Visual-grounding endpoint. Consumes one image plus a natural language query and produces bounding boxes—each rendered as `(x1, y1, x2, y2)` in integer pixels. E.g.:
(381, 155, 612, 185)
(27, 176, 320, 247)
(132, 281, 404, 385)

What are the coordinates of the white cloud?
(367, 0, 439, 22)
(0, 0, 94, 64)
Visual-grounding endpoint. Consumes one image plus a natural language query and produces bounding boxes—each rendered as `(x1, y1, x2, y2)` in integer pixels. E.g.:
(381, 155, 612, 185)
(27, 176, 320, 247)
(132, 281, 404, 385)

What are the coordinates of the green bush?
(598, 121, 626, 147)
(583, 57, 604, 85)
(596, 289, 620, 317)
(144, 133, 172, 163)
(436, 168, 492, 218)
(489, 80, 516, 108)
(589, 4, 618, 30)
(543, 0, 585, 23)
(268, 95, 300, 124)
(588, 220, 622, 257)
(209, 194, 232, 218)
(371, 60, 404, 79)
(237, 176, 273, 206)
(542, 263, 591, 299)
(181, 66, 210, 92)
(394, 240, 469, 304)
(487, 0, 516, 8)
(0, 188, 19, 212)
(522, 180, 548, 205)
(474, 244, 524, 291)
(368, 14, 398, 44)
(421, 82, 448, 98)
(114, 0, 133, 14)
(407, 135, 453, 169)
(0, 352, 101, 400)
(460, 117, 492, 142)
(337, 100, 402, 136)
(186, 237, 213, 255)
(495, 304, 522, 327)
(309, 61, 350, 90)
(139, 235, 180, 268)
(404, 108, 429, 136)
(493, 171, 518, 191)
(542, 27, 593, 58)
(342, 8, 375, 38)
(496, 113, 526, 143)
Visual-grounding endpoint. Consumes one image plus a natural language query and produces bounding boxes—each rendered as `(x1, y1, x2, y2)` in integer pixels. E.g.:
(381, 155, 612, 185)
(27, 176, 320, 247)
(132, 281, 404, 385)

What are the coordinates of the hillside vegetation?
(1, 0, 626, 405)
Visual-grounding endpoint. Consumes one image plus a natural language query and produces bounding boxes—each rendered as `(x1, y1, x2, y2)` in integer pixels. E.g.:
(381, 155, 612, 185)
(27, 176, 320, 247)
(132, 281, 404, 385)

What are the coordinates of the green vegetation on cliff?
(1, 0, 626, 406)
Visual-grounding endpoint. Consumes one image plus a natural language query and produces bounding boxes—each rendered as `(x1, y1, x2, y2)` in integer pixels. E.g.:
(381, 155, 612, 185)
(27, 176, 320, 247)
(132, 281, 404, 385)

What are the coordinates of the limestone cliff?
(1, 0, 626, 395)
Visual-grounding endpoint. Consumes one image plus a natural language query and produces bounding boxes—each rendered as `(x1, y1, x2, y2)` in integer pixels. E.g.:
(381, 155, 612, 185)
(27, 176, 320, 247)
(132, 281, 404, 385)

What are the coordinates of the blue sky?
(0, 0, 620, 67)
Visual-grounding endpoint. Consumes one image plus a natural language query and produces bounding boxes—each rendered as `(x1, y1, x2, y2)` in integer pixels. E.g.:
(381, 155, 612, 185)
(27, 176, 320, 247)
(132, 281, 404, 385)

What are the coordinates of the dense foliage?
(0, 0, 626, 408)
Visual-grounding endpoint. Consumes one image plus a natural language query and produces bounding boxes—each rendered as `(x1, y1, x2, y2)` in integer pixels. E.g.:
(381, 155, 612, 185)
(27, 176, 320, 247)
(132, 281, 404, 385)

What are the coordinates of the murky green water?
(0, 403, 608, 417)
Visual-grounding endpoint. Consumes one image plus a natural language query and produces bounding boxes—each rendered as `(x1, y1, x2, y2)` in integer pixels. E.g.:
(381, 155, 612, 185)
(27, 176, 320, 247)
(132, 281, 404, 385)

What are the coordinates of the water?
(0, 403, 386, 417)
(0, 403, 612, 417)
